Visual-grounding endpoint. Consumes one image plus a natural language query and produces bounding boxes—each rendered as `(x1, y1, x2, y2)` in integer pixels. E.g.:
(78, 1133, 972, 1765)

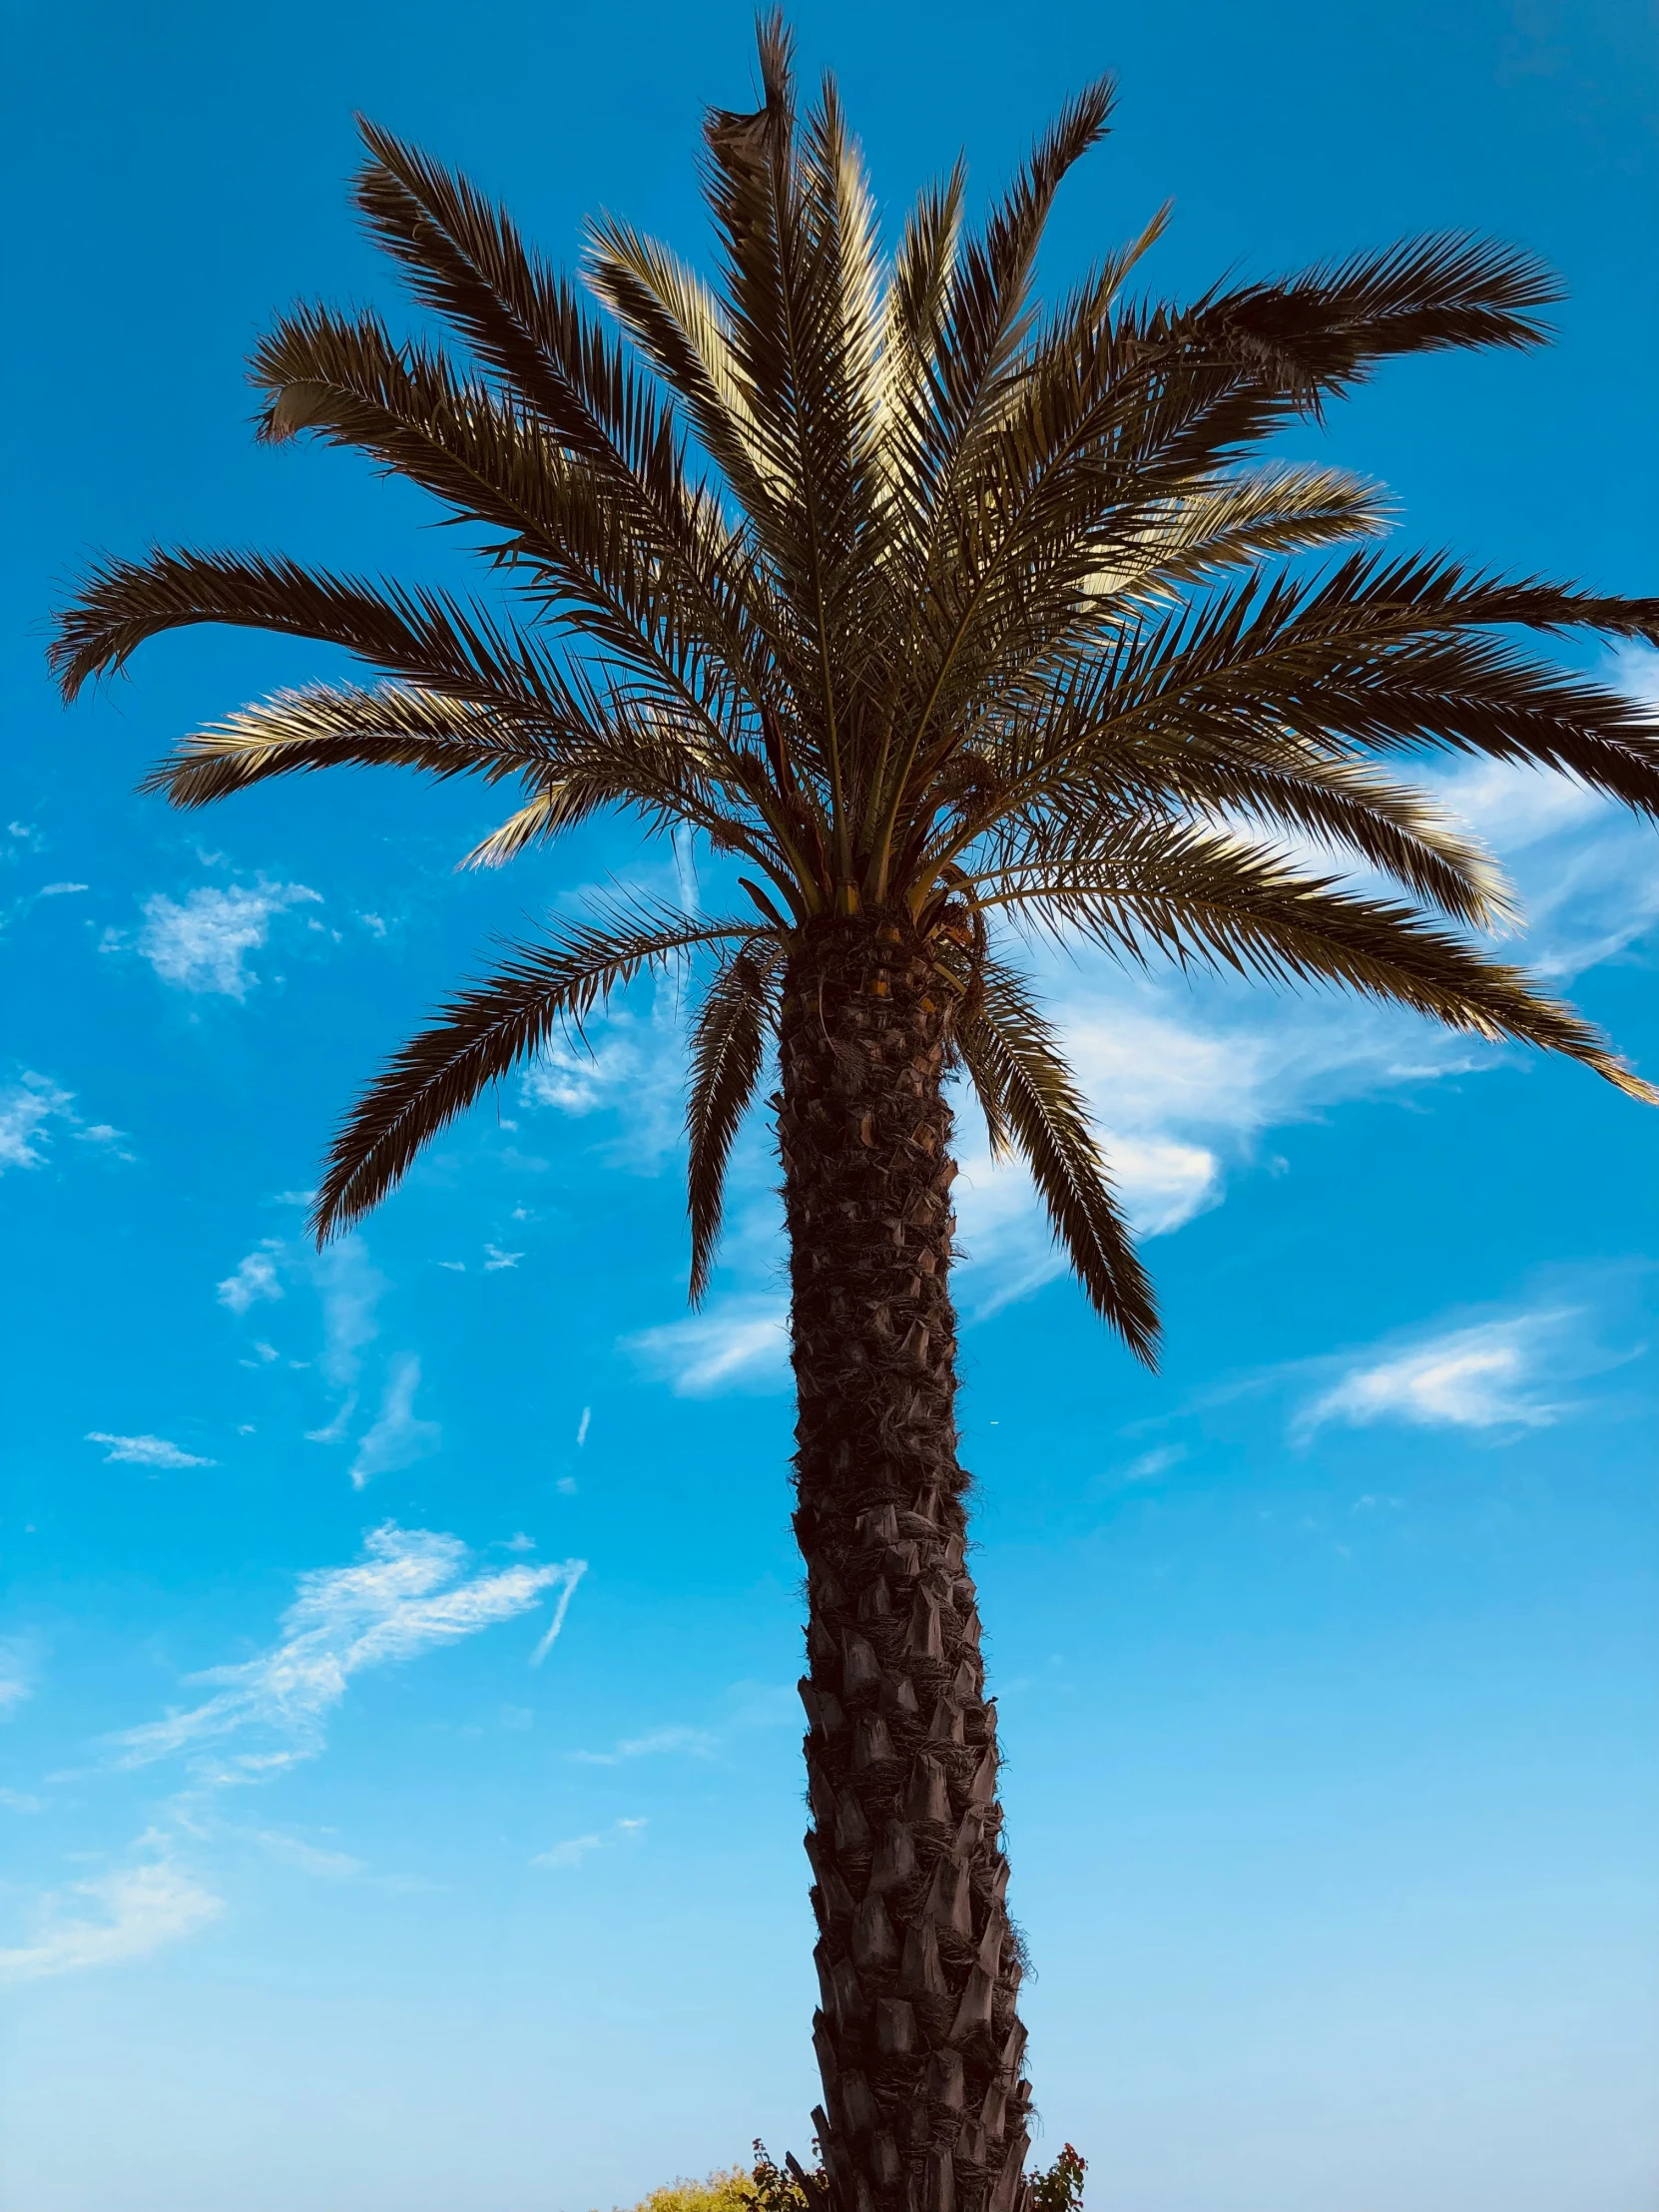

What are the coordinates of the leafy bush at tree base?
(601, 2138, 1086, 2212)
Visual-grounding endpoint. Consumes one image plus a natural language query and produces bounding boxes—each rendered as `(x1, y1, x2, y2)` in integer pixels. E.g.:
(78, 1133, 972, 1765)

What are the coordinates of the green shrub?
(611, 2171, 757, 2212)
(1028, 2144, 1087, 2212)
(603, 2142, 821, 2212)
(605, 2139, 1085, 2212)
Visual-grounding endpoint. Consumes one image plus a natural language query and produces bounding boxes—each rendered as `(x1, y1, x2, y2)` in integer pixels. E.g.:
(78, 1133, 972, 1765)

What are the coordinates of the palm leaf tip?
(1594, 1057, 1659, 1108)
(47, 554, 137, 701)
(685, 936, 782, 1303)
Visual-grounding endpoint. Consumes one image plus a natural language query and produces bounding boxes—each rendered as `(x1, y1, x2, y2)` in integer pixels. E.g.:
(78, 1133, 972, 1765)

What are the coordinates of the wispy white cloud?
(244, 1829, 366, 1881)
(568, 1681, 791, 1770)
(1431, 767, 1659, 983)
(1610, 640, 1659, 716)
(2, 872, 94, 933)
(483, 1244, 523, 1271)
(0, 1076, 128, 1175)
(519, 968, 692, 1167)
(124, 880, 321, 998)
(115, 1523, 585, 1783)
(219, 1235, 450, 1491)
(349, 1356, 441, 1488)
(529, 1562, 586, 1666)
(532, 1816, 648, 1872)
(0, 1859, 225, 1986)
(1119, 1269, 1652, 1466)
(0, 1073, 75, 1172)
(570, 1724, 718, 1768)
(1427, 756, 1606, 856)
(1067, 984, 1478, 1164)
(624, 1297, 790, 1395)
(87, 1432, 216, 1470)
(4, 1530, 583, 1984)
(535, 1832, 604, 1869)
(302, 1395, 357, 1446)
(217, 1233, 384, 1414)
(521, 1040, 624, 1115)
(1121, 1443, 1187, 1482)
(1295, 1303, 1624, 1439)
(0, 1641, 35, 1716)
(217, 1242, 284, 1315)
(672, 825, 700, 912)
(315, 1240, 384, 1388)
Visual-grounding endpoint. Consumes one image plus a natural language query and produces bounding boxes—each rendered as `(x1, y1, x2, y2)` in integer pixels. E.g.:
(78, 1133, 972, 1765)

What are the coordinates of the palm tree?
(53, 20, 1659, 2211)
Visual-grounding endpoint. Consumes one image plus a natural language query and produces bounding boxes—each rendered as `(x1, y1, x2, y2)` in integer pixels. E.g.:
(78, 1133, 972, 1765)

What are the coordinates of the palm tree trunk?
(778, 911, 1032, 2212)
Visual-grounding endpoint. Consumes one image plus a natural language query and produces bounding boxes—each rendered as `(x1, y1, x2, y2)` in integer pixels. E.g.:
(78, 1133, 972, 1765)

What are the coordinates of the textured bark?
(778, 911, 1032, 2212)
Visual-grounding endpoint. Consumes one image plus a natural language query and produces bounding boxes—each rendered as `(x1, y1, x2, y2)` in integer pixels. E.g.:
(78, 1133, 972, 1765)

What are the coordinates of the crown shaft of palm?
(50, 18, 1659, 2212)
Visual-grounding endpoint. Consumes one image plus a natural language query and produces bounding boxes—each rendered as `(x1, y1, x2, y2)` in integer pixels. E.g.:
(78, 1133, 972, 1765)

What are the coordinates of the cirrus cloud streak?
(115, 1524, 586, 1781)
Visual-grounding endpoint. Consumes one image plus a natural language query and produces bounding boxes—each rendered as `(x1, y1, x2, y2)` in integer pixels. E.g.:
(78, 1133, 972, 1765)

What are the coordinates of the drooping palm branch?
(52, 12, 1659, 1364)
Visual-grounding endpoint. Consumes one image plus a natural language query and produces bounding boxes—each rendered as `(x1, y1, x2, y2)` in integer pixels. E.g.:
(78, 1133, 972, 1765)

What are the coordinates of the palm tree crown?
(53, 13, 1658, 1365)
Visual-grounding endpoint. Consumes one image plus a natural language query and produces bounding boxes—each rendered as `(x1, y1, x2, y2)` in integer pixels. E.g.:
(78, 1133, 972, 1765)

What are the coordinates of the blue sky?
(2, 3, 1657, 2208)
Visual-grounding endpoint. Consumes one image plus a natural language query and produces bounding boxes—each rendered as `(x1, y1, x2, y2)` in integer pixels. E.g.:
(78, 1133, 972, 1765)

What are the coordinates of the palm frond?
(351, 118, 793, 709)
(459, 783, 595, 868)
(311, 903, 755, 1239)
(883, 78, 1115, 695)
(51, 547, 568, 714)
(955, 957, 1158, 1361)
(1083, 463, 1392, 599)
(872, 161, 967, 536)
(886, 237, 1560, 744)
(251, 300, 784, 729)
(930, 77, 1115, 463)
(254, 301, 560, 528)
(697, 27, 888, 842)
(981, 827, 1658, 1102)
(686, 934, 785, 1301)
(1197, 232, 1560, 412)
(883, 161, 966, 407)
(1284, 546, 1659, 647)
(54, 550, 801, 873)
(981, 752, 1513, 929)
(583, 216, 781, 519)
(1085, 234, 1558, 494)
(139, 682, 561, 809)
(353, 115, 681, 481)
(974, 554, 1659, 832)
